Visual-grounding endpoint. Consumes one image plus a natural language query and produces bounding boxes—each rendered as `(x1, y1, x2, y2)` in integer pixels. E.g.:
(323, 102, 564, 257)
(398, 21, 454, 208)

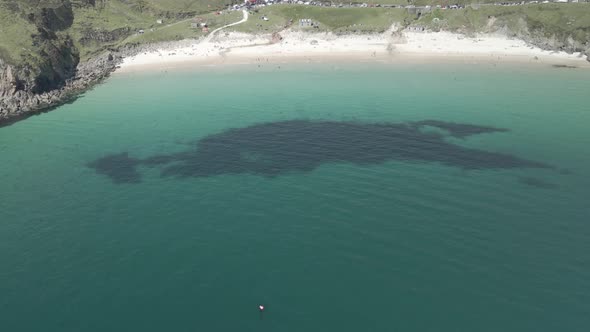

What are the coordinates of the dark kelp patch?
(88, 120, 550, 184)
(518, 176, 558, 189)
(87, 152, 142, 184)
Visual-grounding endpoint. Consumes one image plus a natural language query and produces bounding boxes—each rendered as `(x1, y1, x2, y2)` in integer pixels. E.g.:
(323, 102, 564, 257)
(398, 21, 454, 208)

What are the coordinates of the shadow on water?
(87, 120, 551, 184)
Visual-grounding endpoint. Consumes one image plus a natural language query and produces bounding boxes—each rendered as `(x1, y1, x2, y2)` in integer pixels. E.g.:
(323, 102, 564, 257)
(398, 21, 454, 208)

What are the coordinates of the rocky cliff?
(0, 52, 121, 124)
(0, 0, 102, 124)
(512, 18, 590, 59)
(0, 0, 206, 124)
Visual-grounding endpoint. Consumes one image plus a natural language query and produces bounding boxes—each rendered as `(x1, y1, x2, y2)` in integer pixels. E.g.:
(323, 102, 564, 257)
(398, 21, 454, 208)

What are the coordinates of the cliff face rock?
(0, 64, 22, 98)
(27, 1, 74, 32)
(33, 34, 80, 93)
(0, 52, 122, 123)
(0, 40, 80, 111)
(0, 0, 85, 123)
(79, 27, 132, 47)
(79, 0, 97, 7)
(522, 33, 589, 62)
(518, 29, 590, 57)
(1, 1, 81, 96)
(499, 16, 590, 61)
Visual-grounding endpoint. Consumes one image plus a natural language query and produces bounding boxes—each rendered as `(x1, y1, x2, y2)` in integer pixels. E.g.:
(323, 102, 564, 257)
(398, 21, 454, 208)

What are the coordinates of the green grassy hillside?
(1, 1, 589, 67)
(0, 0, 239, 65)
(230, 5, 411, 34)
(415, 4, 590, 52)
(230, 2, 590, 53)
(0, 1, 41, 64)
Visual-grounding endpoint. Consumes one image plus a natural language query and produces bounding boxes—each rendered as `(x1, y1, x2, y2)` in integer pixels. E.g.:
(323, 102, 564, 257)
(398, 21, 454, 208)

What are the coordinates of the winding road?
(203, 10, 249, 43)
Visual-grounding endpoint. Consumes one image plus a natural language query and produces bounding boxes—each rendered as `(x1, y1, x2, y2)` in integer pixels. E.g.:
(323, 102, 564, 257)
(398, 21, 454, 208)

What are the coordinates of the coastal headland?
(1, 1, 590, 124)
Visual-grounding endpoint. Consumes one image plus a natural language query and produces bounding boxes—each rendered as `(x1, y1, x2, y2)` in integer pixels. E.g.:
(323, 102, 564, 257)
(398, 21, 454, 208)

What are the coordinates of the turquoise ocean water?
(1, 64, 589, 331)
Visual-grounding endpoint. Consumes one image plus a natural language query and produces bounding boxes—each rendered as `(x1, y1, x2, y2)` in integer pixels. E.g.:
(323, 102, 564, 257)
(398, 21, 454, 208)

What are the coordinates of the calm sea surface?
(1, 64, 589, 331)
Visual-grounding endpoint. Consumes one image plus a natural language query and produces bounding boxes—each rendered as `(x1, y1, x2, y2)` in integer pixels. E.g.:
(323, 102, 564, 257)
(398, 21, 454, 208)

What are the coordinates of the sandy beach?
(116, 28, 590, 73)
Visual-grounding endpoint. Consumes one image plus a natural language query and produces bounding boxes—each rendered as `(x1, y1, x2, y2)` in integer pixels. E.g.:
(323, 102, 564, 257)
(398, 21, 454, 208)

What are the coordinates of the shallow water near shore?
(1, 63, 589, 331)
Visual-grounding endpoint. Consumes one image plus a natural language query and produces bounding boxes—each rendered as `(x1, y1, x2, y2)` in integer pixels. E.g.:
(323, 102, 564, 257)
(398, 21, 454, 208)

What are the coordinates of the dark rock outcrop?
(0, 36, 155, 123)
(0, 0, 84, 124)
(32, 34, 80, 93)
(27, 1, 74, 32)
(0, 52, 122, 124)
(517, 29, 590, 59)
(79, 27, 132, 47)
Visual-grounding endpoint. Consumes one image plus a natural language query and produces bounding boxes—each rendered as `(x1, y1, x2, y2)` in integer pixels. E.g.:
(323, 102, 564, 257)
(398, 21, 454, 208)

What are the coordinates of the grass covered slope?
(0, 2, 40, 64)
(0, 0, 239, 65)
(230, 5, 411, 34)
(0, 0, 242, 120)
(417, 4, 590, 53)
(2, 1, 589, 66)
(229, 3, 589, 55)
